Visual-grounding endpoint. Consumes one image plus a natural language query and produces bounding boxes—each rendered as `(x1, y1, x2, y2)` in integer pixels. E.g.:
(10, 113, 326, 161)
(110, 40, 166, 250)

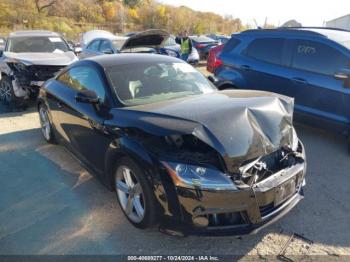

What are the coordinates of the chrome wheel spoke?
(133, 197, 144, 218)
(133, 183, 142, 195)
(115, 166, 145, 223)
(116, 181, 129, 193)
(125, 196, 134, 215)
(123, 168, 134, 188)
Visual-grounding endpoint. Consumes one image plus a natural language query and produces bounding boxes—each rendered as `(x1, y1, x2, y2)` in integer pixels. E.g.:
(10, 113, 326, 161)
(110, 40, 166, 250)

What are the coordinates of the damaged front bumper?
(160, 145, 307, 236)
(6, 63, 65, 99)
(11, 77, 45, 99)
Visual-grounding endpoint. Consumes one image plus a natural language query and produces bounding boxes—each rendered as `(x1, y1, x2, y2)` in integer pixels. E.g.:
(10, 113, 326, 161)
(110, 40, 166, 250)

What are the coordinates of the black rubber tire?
(38, 103, 56, 144)
(0, 75, 28, 110)
(114, 157, 159, 229)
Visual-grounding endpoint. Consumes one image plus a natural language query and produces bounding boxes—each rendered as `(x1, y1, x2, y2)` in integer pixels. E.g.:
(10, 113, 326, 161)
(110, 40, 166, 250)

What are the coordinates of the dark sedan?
(37, 54, 306, 236)
(189, 35, 218, 60)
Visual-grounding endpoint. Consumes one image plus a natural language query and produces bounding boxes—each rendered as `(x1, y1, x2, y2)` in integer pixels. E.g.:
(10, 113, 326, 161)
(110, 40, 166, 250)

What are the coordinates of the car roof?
(9, 30, 60, 38)
(241, 27, 350, 48)
(85, 53, 183, 68)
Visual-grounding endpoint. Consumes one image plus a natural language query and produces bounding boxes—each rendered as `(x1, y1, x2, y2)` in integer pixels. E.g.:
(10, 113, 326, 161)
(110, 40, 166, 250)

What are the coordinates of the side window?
(222, 37, 241, 54)
(99, 40, 113, 53)
(87, 40, 100, 51)
(57, 66, 106, 101)
(291, 40, 349, 75)
(245, 38, 285, 65)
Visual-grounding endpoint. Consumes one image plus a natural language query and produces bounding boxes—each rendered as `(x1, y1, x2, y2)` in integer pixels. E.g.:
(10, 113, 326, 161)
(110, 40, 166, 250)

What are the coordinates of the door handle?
(291, 77, 308, 85)
(240, 65, 251, 71)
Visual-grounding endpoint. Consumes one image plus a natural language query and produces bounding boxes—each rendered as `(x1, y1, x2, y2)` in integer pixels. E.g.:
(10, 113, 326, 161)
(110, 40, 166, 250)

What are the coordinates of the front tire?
(38, 104, 56, 144)
(114, 157, 158, 229)
(0, 75, 15, 105)
(0, 75, 28, 109)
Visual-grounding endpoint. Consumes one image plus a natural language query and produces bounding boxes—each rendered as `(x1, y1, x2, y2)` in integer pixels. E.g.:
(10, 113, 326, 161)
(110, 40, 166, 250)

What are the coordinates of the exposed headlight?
(162, 161, 237, 190)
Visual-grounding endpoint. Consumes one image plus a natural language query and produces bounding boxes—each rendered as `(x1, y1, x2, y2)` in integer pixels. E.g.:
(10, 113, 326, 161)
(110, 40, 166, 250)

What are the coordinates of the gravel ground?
(0, 82, 350, 259)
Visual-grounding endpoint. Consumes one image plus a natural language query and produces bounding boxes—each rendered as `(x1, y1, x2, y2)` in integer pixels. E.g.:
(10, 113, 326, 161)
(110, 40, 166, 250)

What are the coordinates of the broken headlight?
(162, 161, 237, 190)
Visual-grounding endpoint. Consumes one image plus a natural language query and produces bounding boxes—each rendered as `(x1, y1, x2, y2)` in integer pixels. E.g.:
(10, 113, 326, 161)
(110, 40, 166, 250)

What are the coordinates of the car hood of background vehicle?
(3, 51, 78, 66)
(109, 90, 295, 172)
(120, 29, 170, 51)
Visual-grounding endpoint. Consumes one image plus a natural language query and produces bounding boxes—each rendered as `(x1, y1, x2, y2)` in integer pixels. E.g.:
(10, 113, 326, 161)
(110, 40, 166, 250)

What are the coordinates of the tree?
(34, 0, 57, 13)
(123, 0, 142, 8)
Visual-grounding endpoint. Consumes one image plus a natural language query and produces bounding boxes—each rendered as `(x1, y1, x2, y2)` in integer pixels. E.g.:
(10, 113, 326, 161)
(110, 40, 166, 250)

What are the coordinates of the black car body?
(37, 54, 306, 236)
(190, 35, 219, 60)
(0, 30, 78, 108)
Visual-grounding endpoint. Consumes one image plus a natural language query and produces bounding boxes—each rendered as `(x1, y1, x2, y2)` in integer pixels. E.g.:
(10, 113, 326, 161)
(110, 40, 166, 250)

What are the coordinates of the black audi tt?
(37, 54, 306, 236)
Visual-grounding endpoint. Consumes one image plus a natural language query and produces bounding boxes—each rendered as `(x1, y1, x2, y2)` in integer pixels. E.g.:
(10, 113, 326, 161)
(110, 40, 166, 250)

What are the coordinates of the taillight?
(214, 58, 223, 69)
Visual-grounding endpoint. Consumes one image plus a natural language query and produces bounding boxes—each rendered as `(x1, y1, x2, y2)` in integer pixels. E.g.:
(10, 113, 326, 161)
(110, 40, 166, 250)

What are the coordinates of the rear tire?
(114, 157, 158, 229)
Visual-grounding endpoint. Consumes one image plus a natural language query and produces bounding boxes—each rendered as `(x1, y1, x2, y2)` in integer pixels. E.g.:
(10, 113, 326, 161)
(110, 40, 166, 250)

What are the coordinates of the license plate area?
(274, 178, 296, 206)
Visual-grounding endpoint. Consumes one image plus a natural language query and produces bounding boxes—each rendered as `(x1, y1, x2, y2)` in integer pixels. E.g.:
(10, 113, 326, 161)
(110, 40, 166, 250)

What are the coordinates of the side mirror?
(102, 49, 114, 55)
(75, 90, 99, 104)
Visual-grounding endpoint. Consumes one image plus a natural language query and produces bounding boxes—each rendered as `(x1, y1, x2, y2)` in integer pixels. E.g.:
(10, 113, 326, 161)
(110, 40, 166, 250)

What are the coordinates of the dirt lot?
(0, 78, 350, 259)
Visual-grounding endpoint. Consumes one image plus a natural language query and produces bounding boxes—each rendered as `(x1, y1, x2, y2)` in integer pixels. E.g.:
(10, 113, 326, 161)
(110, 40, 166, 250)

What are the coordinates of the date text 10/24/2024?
(127, 256, 220, 261)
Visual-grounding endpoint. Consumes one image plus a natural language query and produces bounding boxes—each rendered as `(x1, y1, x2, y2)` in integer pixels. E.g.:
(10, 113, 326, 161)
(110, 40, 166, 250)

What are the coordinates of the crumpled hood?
(110, 90, 295, 172)
(3, 51, 78, 66)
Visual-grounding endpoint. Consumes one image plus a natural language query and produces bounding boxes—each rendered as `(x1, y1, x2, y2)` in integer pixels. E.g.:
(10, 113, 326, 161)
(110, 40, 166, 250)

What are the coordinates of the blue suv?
(216, 27, 350, 147)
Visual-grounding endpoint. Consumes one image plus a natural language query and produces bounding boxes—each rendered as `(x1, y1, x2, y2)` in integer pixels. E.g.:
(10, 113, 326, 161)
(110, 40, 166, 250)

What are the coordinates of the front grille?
(259, 202, 276, 217)
(259, 193, 296, 218)
(14, 65, 65, 87)
(207, 212, 245, 227)
(28, 65, 65, 81)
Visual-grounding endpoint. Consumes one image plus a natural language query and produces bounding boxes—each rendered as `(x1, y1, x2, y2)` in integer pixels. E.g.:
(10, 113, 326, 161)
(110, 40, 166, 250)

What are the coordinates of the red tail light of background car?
(207, 44, 224, 73)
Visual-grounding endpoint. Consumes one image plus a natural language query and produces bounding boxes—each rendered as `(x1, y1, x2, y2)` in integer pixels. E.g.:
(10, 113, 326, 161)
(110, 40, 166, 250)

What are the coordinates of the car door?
(237, 37, 295, 97)
(55, 65, 113, 173)
(286, 39, 350, 126)
(81, 39, 101, 59)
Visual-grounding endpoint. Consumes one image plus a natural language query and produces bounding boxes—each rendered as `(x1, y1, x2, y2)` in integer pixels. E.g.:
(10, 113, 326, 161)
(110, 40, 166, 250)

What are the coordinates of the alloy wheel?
(39, 107, 51, 141)
(115, 166, 145, 223)
(0, 80, 12, 103)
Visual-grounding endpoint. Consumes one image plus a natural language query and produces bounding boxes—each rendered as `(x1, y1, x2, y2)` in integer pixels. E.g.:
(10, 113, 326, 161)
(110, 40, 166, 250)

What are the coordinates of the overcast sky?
(160, 0, 349, 27)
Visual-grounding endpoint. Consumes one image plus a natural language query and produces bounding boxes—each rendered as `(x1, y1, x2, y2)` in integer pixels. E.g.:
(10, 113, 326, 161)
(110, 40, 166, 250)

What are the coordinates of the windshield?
(107, 62, 216, 106)
(7, 36, 70, 53)
(112, 39, 127, 50)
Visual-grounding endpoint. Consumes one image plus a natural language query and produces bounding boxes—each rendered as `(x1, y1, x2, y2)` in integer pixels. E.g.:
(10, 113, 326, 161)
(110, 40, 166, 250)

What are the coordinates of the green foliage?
(0, 0, 248, 39)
